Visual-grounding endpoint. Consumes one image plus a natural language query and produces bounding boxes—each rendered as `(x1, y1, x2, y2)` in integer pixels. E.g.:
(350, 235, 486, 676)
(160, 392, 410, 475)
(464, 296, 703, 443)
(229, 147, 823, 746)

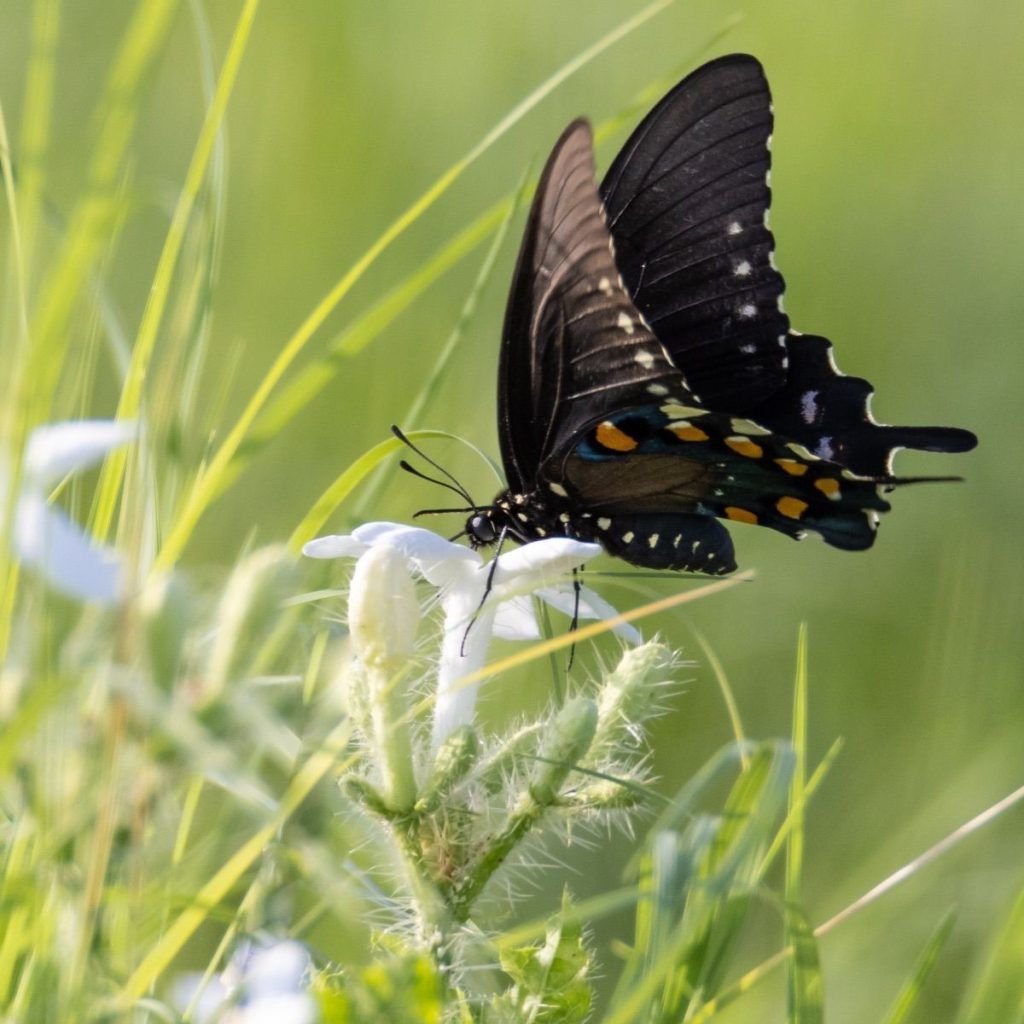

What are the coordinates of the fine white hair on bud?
(349, 542, 419, 670)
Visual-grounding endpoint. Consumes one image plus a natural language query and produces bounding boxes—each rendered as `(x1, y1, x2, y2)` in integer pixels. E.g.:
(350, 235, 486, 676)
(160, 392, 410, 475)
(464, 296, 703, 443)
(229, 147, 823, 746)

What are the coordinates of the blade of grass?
(691, 627, 748, 769)
(151, 0, 683, 572)
(784, 624, 823, 1023)
(91, 0, 261, 542)
(690, 781, 1024, 1022)
(116, 718, 353, 1006)
(22, 0, 181, 426)
(881, 910, 955, 1024)
(958, 882, 1024, 1024)
(352, 166, 527, 518)
(14, 0, 60, 283)
(760, 737, 844, 875)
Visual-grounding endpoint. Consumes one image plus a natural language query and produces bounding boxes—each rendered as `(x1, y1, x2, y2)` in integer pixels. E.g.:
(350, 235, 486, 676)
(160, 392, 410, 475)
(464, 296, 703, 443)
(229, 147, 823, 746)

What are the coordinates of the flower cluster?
(304, 521, 639, 750)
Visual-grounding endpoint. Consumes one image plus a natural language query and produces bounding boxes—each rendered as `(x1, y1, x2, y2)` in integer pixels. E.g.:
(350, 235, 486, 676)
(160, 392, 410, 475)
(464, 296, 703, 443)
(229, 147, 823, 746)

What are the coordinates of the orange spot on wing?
(814, 477, 841, 499)
(595, 421, 639, 452)
(775, 458, 808, 476)
(776, 496, 809, 519)
(725, 506, 759, 524)
(669, 423, 709, 442)
(725, 436, 764, 459)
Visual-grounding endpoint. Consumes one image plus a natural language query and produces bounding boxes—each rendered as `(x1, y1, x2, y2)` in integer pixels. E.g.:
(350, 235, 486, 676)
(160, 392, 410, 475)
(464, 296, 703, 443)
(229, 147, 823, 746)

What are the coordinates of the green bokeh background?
(3, 1, 1022, 1018)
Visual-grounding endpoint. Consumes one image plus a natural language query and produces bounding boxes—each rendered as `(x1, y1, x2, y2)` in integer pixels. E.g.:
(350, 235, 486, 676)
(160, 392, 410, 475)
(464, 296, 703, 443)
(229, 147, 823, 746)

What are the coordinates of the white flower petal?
(170, 973, 231, 1024)
(491, 538, 602, 601)
(301, 535, 367, 559)
(15, 494, 122, 604)
(243, 993, 317, 1024)
(25, 420, 136, 487)
(353, 521, 479, 565)
(244, 941, 310, 997)
(537, 584, 642, 644)
(493, 594, 540, 640)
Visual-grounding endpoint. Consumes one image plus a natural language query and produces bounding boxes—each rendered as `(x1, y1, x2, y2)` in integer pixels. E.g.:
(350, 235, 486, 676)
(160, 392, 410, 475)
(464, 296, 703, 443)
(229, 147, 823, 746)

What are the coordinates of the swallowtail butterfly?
(458, 54, 977, 575)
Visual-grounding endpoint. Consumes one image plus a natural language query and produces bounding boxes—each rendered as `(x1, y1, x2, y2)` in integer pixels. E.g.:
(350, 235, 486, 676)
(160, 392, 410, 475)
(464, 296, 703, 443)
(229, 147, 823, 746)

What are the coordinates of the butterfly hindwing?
(543, 403, 891, 562)
(746, 333, 979, 476)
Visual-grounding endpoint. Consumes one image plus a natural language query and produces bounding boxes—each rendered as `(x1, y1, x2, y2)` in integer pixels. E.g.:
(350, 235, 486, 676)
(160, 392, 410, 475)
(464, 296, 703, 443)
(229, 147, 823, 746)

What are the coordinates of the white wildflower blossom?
(4, 420, 135, 604)
(303, 522, 640, 750)
(171, 940, 317, 1024)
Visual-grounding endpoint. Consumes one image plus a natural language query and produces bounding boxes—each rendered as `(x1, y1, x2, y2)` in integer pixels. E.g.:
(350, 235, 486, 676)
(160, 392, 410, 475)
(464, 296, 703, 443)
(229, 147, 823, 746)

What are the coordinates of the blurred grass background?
(1, 0, 1021, 1019)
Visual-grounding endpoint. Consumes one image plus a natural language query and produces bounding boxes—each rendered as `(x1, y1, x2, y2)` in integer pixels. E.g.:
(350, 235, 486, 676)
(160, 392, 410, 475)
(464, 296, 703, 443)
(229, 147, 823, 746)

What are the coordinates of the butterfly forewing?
(498, 119, 699, 493)
(600, 54, 788, 412)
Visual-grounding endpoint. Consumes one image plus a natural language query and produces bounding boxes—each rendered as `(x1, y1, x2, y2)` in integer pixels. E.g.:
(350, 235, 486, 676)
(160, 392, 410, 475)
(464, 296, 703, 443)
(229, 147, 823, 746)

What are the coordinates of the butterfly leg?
(460, 526, 509, 657)
(565, 568, 582, 672)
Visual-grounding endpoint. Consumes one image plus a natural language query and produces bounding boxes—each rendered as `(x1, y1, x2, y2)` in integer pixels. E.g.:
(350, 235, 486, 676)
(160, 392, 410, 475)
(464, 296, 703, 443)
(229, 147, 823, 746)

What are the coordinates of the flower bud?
(530, 697, 597, 806)
(416, 725, 479, 814)
(349, 544, 419, 671)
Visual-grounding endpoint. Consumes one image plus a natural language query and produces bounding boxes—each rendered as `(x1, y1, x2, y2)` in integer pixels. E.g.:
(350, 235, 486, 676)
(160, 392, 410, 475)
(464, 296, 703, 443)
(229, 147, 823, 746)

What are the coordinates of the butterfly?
(448, 54, 977, 575)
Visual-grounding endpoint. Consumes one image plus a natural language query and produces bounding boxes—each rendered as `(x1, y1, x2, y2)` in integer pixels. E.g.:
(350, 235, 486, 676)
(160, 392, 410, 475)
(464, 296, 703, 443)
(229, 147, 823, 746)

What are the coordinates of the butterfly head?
(465, 498, 527, 549)
(464, 510, 498, 548)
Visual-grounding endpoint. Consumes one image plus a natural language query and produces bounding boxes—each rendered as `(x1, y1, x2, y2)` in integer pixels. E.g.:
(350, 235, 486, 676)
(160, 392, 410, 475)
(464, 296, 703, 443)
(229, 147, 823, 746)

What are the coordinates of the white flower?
(303, 522, 640, 750)
(6, 420, 135, 604)
(171, 940, 317, 1024)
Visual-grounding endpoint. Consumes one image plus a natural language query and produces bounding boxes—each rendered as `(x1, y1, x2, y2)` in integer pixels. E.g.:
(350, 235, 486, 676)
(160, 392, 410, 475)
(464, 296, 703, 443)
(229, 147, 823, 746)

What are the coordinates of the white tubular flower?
(172, 939, 316, 1024)
(7, 420, 136, 605)
(304, 522, 640, 751)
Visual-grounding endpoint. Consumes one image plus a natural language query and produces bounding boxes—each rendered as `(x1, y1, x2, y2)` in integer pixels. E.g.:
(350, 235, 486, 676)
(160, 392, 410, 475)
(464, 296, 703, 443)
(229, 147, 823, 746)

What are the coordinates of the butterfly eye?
(467, 514, 498, 546)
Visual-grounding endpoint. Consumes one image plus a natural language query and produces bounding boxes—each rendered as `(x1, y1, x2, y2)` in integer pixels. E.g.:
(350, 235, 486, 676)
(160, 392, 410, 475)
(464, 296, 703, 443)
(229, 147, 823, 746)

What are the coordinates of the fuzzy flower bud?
(416, 725, 479, 814)
(348, 544, 419, 811)
(529, 696, 598, 806)
(349, 543, 419, 670)
(589, 641, 675, 764)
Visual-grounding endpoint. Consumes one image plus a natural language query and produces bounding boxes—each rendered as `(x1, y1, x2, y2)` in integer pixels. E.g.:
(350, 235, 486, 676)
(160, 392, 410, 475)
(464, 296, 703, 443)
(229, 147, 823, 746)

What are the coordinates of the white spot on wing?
(634, 350, 655, 369)
(647, 383, 668, 396)
(800, 390, 819, 424)
(730, 417, 772, 436)
(738, 303, 757, 319)
(815, 436, 835, 460)
(660, 403, 706, 419)
(648, 533, 659, 548)
(617, 312, 635, 334)
(727, 220, 743, 236)
(597, 517, 611, 531)
(733, 259, 752, 277)
(598, 276, 613, 295)
(621, 531, 635, 544)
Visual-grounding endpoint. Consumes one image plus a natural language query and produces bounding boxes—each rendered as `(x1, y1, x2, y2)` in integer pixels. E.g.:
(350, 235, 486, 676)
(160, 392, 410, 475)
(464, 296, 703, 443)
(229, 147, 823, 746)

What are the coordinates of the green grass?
(0, 1, 1022, 1021)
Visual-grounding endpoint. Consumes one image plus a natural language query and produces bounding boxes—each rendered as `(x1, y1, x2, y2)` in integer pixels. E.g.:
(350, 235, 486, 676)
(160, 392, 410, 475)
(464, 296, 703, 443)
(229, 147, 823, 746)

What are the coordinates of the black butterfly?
(456, 54, 976, 575)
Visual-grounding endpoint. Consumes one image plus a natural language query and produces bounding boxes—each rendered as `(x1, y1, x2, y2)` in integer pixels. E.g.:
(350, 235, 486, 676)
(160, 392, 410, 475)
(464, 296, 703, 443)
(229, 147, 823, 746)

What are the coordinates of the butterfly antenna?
(392, 425, 475, 505)
(398, 460, 473, 503)
(413, 506, 477, 518)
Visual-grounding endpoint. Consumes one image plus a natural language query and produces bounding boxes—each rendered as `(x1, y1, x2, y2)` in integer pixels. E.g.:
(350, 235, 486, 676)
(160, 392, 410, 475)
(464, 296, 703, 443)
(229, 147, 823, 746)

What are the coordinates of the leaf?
(881, 910, 955, 1024)
(959, 881, 1024, 1024)
(497, 890, 593, 1024)
(784, 902, 824, 1024)
(316, 953, 444, 1024)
